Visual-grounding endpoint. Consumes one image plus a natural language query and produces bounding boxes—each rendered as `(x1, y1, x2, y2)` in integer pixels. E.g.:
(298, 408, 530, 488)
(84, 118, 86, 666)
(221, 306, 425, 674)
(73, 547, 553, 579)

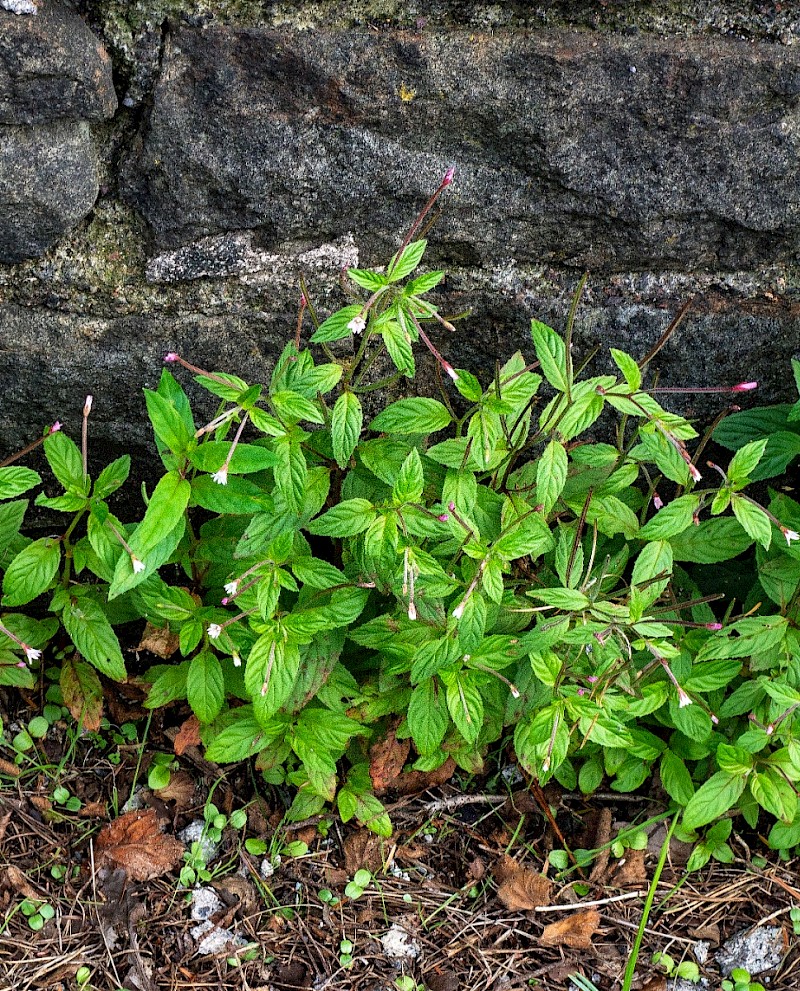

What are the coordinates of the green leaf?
(249, 407, 285, 436)
(381, 320, 415, 378)
(731, 496, 771, 550)
(310, 304, 364, 343)
(445, 674, 484, 745)
(387, 239, 427, 282)
(35, 492, 89, 512)
(2, 537, 61, 606)
(93, 456, 131, 499)
(61, 596, 126, 681)
(536, 440, 568, 514)
(189, 442, 277, 474)
(291, 557, 347, 590)
(145, 659, 190, 708)
(660, 751, 695, 805)
(205, 708, 281, 762)
(307, 499, 377, 537)
(531, 320, 568, 392)
(392, 449, 424, 504)
(370, 398, 452, 435)
(0, 467, 41, 500)
(191, 474, 265, 514)
(194, 371, 248, 401)
(528, 587, 589, 610)
(610, 348, 642, 391)
(348, 268, 388, 291)
(408, 678, 449, 754)
(405, 269, 444, 295)
(144, 389, 193, 456)
(187, 650, 224, 723)
(131, 472, 190, 556)
(682, 770, 747, 830)
(750, 768, 797, 823)
(0, 500, 27, 556)
(670, 517, 752, 563)
(631, 540, 673, 606)
(44, 431, 86, 493)
(331, 392, 363, 469)
(271, 390, 325, 425)
(727, 438, 768, 485)
(639, 495, 700, 540)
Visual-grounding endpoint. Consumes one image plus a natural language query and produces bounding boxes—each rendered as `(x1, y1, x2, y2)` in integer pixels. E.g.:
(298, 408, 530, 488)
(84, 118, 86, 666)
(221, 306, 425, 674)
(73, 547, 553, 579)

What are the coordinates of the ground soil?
(1, 677, 799, 991)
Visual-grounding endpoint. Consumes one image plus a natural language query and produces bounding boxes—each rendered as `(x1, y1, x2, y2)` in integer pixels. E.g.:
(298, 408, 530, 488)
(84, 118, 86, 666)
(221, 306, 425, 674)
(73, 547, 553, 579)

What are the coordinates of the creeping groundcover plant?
(2, 171, 800, 853)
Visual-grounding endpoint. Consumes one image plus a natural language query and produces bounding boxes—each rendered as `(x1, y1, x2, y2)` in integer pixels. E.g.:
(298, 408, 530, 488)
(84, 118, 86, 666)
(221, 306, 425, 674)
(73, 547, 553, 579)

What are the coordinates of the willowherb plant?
(3, 174, 800, 847)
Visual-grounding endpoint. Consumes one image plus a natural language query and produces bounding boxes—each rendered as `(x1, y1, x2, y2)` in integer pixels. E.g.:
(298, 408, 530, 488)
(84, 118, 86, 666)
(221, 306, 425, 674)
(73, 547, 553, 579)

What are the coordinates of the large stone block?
(0, 3, 116, 262)
(123, 26, 800, 272)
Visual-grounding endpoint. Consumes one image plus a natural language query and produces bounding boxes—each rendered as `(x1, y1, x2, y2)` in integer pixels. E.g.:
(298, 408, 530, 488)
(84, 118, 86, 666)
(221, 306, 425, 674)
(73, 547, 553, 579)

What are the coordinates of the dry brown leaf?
(212, 875, 258, 915)
(392, 757, 456, 795)
(640, 977, 668, 991)
(4, 865, 44, 901)
(612, 846, 647, 888)
(0, 756, 20, 778)
(28, 794, 52, 814)
(369, 722, 410, 791)
(95, 808, 184, 881)
(79, 800, 107, 818)
(154, 769, 196, 808)
(495, 855, 552, 911)
(173, 714, 202, 756)
(589, 807, 613, 883)
(343, 829, 382, 876)
(137, 621, 180, 659)
(689, 921, 720, 945)
(540, 908, 601, 949)
(468, 856, 487, 881)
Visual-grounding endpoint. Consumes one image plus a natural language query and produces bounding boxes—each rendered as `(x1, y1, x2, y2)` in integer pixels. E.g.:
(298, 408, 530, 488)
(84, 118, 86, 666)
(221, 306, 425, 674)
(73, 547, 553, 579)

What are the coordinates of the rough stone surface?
(0, 4, 116, 262)
(0, 4, 116, 124)
(0, 122, 101, 263)
(122, 26, 800, 272)
(1, 3, 799, 478)
(715, 925, 786, 977)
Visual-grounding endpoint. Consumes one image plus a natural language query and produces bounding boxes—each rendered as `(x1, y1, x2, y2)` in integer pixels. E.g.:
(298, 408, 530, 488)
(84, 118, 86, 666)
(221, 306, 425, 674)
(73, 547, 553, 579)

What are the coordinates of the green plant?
(4, 173, 800, 857)
(652, 950, 700, 982)
(721, 968, 766, 991)
(19, 897, 55, 931)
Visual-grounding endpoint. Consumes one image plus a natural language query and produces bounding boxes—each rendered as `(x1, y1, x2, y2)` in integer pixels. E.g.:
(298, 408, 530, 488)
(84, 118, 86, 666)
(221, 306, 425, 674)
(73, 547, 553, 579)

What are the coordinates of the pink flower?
(49, 421, 62, 434)
(677, 687, 693, 708)
(83, 395, 93, 414)
(653, 492, 664, 510)
(731, 381, 758, 392)
(408, 601, 417, 621)
(224, 580, 239, 597)
(164, 352, 179, 362)
(443, 167, 455, 186)
(705, 622, 722, 630)
(437, 513, 449, 522)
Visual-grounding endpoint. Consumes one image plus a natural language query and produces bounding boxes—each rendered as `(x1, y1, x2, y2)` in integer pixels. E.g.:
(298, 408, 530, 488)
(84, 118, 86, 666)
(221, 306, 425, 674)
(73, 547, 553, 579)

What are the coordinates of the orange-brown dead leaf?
(155, 770, 196, 808)
(137, 621, 180, 659)
(95, 808, 184, 881)
(611, 846, 647, 888)
(343, 829, 382, 876)
(368, 722, 410, 792)
(495, 855, 552, 911)
(540, 908, 601, 949)
(392, 757, 456, 795)
(173, 714, 202, 756)
(3, 865, 44, 901)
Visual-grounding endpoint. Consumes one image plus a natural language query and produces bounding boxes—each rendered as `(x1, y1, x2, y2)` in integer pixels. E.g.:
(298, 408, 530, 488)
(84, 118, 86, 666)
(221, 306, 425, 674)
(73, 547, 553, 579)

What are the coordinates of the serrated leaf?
(732, 496, 771, 550)
(61, 596, 126, 681)
(310, 304, 364, 343)
(387, 239, 427, 282)
(273, 439, 307, 512)
(670, 517, 752, 563)
(189, 441, 277, 475)
(0, 500, 27, 556)
(445, 673, 483, 745)
(610, 348, 642, 391)
(130, 472, 190, 557)
(727, 437, 768, 485)
(392, 448, 424, 504)
(370, 398, 451, 435)
(639, 495, 700, 540)
(270, 390, 325, 425)
(631, 540, 673, 606)
(331, 392, 363, 469)
(0, 467, 41, 500)
(94, 456, 131, 499)
(144, 390, 193, 456)
(682, 771, 747, 830)
(2, 537, 61, 606)
(44, 431, 86, 493)
(348, 268, 388, 291)
(381, 320, 415, 378)
(536, 440, 568, 514)
(405, 269, 444, 294)
(408, 678, 449, 754)
(187, 650, 224, 723)
(61, 655, 103, 731)
(531, 320, 568, 392)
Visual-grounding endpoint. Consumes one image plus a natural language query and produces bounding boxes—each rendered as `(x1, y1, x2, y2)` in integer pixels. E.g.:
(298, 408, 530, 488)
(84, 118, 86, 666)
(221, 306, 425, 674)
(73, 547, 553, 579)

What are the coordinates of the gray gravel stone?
(716, 925, 786, 977)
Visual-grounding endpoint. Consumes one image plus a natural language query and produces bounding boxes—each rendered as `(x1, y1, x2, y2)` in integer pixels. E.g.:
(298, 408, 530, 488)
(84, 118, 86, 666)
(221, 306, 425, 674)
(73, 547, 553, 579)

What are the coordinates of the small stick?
(535, 890, 646, 912)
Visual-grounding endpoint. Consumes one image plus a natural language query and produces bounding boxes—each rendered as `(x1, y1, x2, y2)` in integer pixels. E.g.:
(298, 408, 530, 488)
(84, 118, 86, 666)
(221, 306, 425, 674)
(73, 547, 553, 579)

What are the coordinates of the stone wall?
(1, 0, 799, 474)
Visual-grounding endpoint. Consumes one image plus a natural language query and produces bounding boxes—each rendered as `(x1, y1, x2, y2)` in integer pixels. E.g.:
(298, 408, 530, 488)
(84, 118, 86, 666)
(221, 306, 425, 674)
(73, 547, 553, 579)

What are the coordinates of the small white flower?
(509, 683, 521, 699)
(207, 623, 222, 639)
(783, 528, 799, 546)
(677, 687, 693, 708)
(688, 463, 702, 482)
(347, 315, 366, 335)
(452, 601, 465, 620)
(212, 466, 228, 485)
(224, 580, 239, 597)
(442, 361, 460, 382)
(407, 601, 417, 621)
(23, 645, 41, 662)
(130, 555, 146, 574)
(232, 653, 242, 668)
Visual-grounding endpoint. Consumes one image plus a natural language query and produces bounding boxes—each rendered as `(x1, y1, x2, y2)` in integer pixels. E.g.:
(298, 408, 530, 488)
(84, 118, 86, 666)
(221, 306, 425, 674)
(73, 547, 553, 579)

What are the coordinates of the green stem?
(621, 814, 677, 991)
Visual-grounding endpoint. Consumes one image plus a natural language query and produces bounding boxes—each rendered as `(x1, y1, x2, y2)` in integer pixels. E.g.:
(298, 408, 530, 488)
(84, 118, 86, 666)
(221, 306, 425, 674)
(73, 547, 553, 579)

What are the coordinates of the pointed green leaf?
(61, 596, 126, 681)
(370, 398, 451, 435)
(187, 650, 224, 723)
(2, 537, 61, 606)
(732, 496, 771, 550)
(0, 467, 41, 500)
(536, 440, 568, 514)
(331, 392, 363, 469)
